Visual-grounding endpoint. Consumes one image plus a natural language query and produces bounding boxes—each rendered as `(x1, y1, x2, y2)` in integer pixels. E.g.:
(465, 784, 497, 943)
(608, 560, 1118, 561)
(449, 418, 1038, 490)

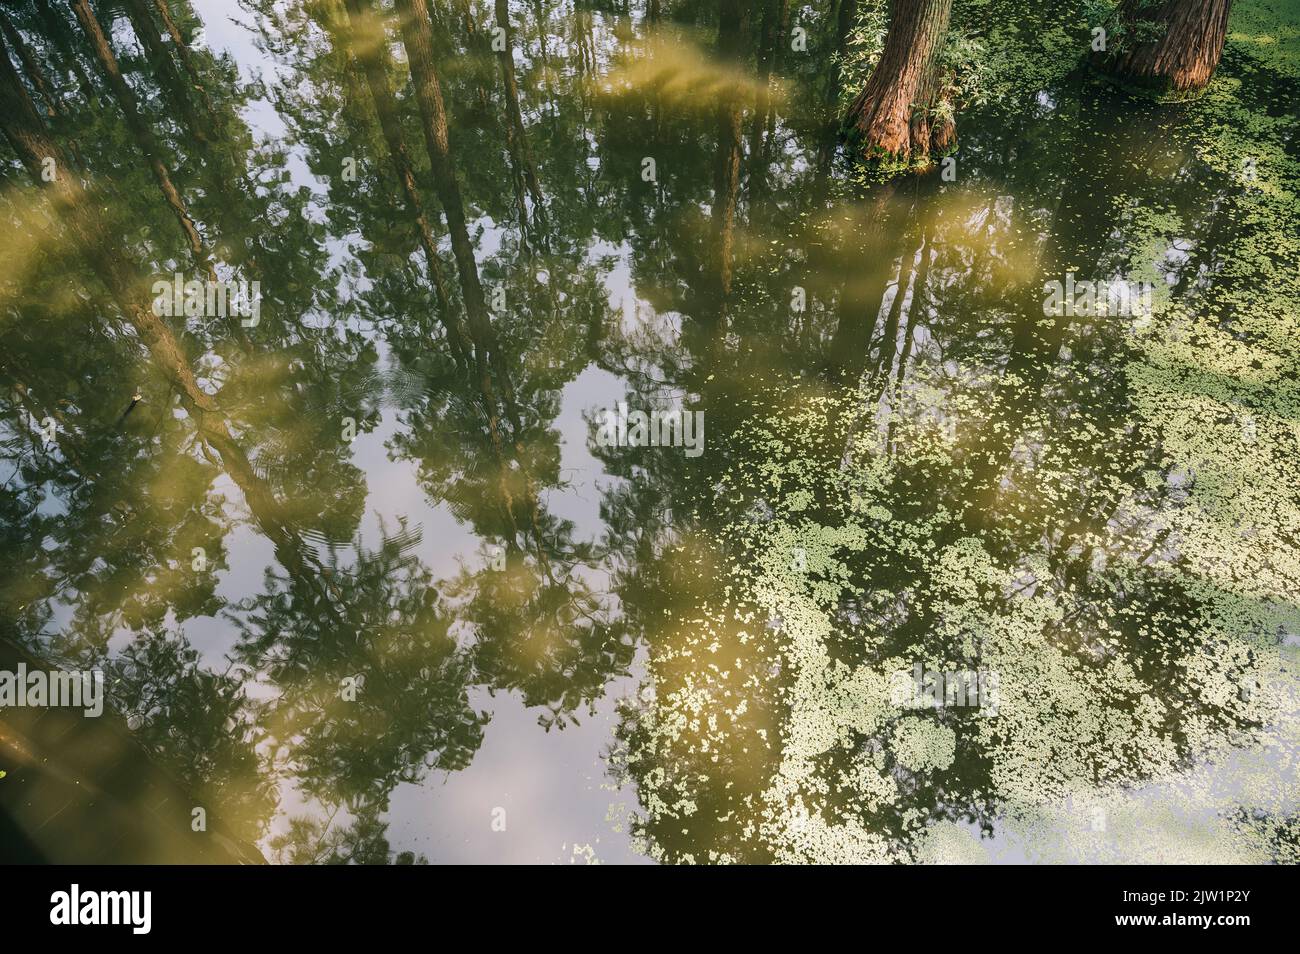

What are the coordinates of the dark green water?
(1, 0, 1298, 863)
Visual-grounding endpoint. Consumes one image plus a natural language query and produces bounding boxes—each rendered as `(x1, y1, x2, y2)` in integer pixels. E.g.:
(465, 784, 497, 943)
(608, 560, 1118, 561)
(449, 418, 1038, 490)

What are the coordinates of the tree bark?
(712, 0, 745, 303)
(122, 0, 207, 141)
(766, 0, 790, 76)
(386, 0, 485, 329)
(1096, 0, 1233, 96)
(1, 12, 61, 117)
(335, 0, 463, 358)
(34, 0, 96, 102)
(747, 0, 780, 181)
(843, 0, 953, 166)
(0, 9, 90, 169)
(0, 26, 211, 412)
(390, 0, 525, 441)
(874, 219, 925, 383)
(149, 0, 219, 118)
(714, 102, 741, 301)
(493, 0, 546, 230)
(151, 0, 200, 82)
(68, 0, 211, 275)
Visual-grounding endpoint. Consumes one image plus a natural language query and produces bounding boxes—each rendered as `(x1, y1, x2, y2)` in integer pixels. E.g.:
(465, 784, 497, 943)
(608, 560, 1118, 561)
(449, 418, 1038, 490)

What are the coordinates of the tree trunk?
(122, 0, 207, 141)
(493, 0, 546, 230)
(391, 0, 525, 440)
(150, 0, 219, 118)
(712, 0, 745, 303)
(3, 25, 337, 625)
(151, 0, 200, 83)
(34, 0, 96, 103)
(826, 182, 898, 382)
(336, 0, 463, 358)
(0, 27, 210, 411)
(874, 219, 925, 383)
(773, 0, 791, 72)
(714, 102, 741, 301)
(1096, 0, 1233, 97)
(0, 10, 90, 169)
(1, 12, 60, 117)
(843, 0, 952, 166)
(391, 4, 529, 534)
(387, 0, 485, 329)
(68, 0, 211, 275)
(747, 0, 780, 182)
(892, 224, 931, 391)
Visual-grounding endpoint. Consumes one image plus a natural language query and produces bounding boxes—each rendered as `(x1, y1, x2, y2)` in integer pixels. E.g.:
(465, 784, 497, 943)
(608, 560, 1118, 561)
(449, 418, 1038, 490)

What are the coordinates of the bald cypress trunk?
(392, 0, 525, 442)
(771, 0, 791, 76)
(388, 0, 489, 337)
(3, 23, 334, 624)
(493, 0, 546, 230)
(68, 0, 211, 275)
(747, 0, 780, 178)
(152, 0, 193, 61)
(122, 0, 207, 142)
(0, 12, 60, 117)
(151, 0, 201, 84)
(393, 0, 531, 535)
(1095, 0, 1233, 97)
(149, 0, 219, 118)
(843, 0, 953, 168)
(713, 0, 745, 303)
(34, 0, 96, 102)
(0, 10, 90, 170)
(715, 104, 742, 301)
(335, 0, 463, 359)
(0, 26, 208, 410)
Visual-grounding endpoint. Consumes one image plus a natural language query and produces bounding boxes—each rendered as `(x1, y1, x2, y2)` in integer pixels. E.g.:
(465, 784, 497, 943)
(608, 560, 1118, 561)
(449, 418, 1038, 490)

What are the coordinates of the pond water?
(1, 0, 1298, 864)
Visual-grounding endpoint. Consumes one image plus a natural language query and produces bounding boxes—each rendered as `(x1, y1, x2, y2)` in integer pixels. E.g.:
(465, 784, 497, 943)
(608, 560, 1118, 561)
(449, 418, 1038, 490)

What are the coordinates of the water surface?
(1, 0, 1298, 864)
